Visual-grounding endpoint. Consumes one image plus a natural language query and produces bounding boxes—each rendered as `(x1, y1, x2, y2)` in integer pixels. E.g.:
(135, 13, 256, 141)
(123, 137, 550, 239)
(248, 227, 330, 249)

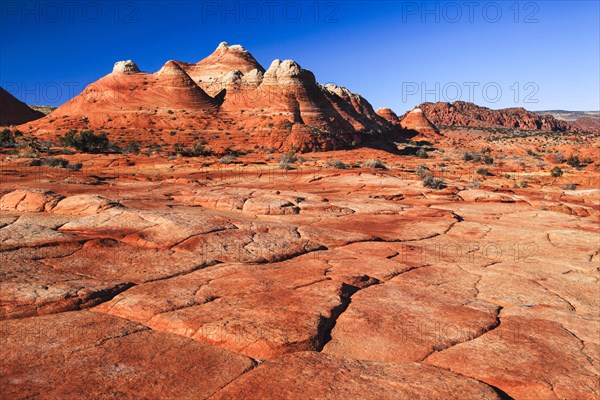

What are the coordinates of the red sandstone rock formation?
(419, 101, 574, 132)
(19, 42, 396, 152)
(399, 107, 440, 138)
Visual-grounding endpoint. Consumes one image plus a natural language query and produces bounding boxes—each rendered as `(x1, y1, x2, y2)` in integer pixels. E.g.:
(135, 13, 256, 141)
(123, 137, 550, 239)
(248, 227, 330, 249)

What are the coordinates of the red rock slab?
(0, 246, 132, 320)
(426, 316, 600, 400)
(59, 208, 237, 248)
(42, 238, 215, 284)
(502, 305, 600, 373)
(0, 189, 63, 212)
(311, 206, 456, 242)
(211, 351, 501, 400)
(51, 194, 120, 216)
(316, 247, 422, 287)
(146, 280, 349, 359)
(119, 211, 238, 249)
(13, 212, 73, 229)
(0, 222, 74, 250)
(475, 270, 577, 311)
(323, 278, 500, 363)
(173, 221, 323, 263)
(95, 256, 329, 323)
(58, 208, 158, 238)
(0, 311, 254, 399)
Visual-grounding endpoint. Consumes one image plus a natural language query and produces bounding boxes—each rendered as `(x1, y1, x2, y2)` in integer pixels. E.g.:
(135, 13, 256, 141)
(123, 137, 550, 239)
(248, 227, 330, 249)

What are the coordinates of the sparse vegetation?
(476, 168, 491, 176)
(363, 159, 387, 169)
(550, 166, 563, 177)
(566, 155, 581, 168)
(0, 129, 16, 148)
(562, 183, 577, 190)
(59, 130, 110, 153)
(422, 173, 445, 189)
(326, 160, 348, 169)
(219, 155, 237, 164)
(279, 152, 297, 170)
(416, 148, 429, 159)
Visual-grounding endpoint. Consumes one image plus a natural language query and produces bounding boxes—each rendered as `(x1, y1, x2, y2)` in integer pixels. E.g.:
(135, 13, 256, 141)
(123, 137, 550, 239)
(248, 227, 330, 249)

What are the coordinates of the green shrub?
(59, 130, 109, 153)
(566, 155, 581, 168)
(0, 129, 15, 148)
(550, 166, 563, 177)
(476, 168, 490, 176)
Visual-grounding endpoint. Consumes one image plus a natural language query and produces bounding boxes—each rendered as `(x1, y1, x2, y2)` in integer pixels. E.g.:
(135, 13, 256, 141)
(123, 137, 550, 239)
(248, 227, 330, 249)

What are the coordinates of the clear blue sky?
(1, 1, 598, 113)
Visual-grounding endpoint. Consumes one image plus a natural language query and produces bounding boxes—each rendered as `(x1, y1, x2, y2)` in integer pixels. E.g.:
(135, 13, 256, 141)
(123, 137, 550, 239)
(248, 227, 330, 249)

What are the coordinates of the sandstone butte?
(16, 42, 405, 153)
(1, 42, 599, 400)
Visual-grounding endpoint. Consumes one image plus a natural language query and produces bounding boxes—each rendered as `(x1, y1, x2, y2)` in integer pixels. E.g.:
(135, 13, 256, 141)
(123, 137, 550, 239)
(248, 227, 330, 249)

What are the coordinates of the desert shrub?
(219, 155, 237, 164)
(416, 148, 429, 159)
(555, 153, 564, 163)
(476, 168, 490, 176)
(279, 152, 297, 170)
(463, 152, 481, 162)
(43, 157, 69, 168)
(190, 144, 213, 157)
(422, 173, 445, 189)
(482, 155, 494, 165)
(415, 164, 429, 178)
(520, 181, 529, 188)
(59, 130, 109, 153)
(566, 155, 581, 168)
(29, 158, 42, 166)
(550, 166, 563, 177)
(68, 162, 83, 172)
(0, 129, 15, 148)
(562, 183, 577, 190)
(363, 159, 387, 169)
(326, 160, 348, 169)
(123, 142, 141, 154)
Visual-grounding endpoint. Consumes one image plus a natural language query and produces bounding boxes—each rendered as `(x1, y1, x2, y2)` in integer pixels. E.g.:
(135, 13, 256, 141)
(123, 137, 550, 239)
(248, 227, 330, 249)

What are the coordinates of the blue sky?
(1, 0, 598, 113)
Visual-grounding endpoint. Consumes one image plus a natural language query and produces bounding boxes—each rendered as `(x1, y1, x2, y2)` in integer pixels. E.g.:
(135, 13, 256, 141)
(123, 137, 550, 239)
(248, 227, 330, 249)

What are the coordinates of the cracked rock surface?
(1, 162, 598, 399)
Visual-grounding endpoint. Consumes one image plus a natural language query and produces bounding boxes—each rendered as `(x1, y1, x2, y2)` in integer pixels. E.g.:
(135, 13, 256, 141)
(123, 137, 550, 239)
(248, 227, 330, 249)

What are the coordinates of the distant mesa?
(418, 101, 575, 132)
(0, 87, 45, 126)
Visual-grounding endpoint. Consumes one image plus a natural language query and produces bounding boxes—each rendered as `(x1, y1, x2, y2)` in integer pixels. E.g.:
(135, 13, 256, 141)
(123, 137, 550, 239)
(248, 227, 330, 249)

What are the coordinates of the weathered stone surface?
(0, 311, 254, 399)
(51, 194, 120, 216)
(0, 246, 132, 320)
(426, 315, 600, 400)
(0, 189, 63, 212)
(43, 238, 214, 283)
(211, 351, 501, 400)
(323, 275, 500, 362)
